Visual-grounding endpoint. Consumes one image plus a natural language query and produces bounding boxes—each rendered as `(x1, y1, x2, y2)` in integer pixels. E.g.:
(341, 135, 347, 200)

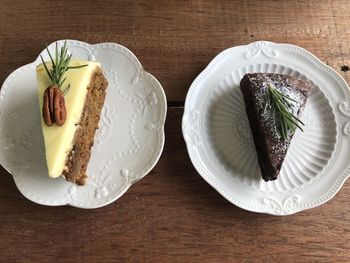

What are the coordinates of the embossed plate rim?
(0, 39, 167, 209)
(182, 40, 350, 215)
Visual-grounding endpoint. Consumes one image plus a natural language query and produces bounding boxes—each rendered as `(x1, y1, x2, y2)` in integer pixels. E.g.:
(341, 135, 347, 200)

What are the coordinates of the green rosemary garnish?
(40, 41, 87, 88)
(264, 84, 304, 140)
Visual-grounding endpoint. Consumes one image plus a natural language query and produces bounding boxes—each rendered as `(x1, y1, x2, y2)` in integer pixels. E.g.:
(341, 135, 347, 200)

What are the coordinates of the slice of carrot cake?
(36, 42, 108, 185)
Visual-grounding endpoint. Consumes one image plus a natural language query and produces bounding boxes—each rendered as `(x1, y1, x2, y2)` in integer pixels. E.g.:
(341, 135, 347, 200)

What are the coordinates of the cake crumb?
(341, 65, 350, 72)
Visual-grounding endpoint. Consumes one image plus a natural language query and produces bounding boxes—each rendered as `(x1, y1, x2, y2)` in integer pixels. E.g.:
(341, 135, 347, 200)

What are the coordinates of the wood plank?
(0, 0, 350, 102)
(1, 0, 350, 262)
(1, 108, 350, 262)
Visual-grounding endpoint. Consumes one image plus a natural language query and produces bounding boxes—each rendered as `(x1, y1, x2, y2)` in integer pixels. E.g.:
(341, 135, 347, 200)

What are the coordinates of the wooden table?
(1, 1, 350, 262)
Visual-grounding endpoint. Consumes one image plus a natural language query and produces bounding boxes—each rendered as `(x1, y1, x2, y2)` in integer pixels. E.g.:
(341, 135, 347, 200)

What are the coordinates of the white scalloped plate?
(0, 40, 167, 208)
(182, 41, 350, 215)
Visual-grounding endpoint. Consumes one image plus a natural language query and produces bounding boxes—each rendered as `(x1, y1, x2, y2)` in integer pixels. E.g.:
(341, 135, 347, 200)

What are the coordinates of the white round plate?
(182, 41, 350, 215)
(0, 40, 167, 208)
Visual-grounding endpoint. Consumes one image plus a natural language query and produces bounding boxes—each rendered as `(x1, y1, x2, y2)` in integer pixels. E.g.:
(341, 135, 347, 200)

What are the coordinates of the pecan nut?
(43, 85, 66, 126)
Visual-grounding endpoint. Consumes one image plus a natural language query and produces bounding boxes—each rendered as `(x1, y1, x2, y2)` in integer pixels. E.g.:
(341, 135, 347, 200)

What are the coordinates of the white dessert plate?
(182, 41, 350, 215)
(0, 40, 167, 208)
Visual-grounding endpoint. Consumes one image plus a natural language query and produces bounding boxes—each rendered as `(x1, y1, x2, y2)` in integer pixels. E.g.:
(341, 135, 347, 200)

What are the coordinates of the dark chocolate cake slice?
(240, 73, 313, 181)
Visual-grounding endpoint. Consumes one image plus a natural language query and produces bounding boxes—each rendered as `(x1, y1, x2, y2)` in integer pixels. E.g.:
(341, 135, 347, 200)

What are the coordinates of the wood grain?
(1, 0, 350, 262)
(1, 0, 350, 103)
(2, 109, 350, 262)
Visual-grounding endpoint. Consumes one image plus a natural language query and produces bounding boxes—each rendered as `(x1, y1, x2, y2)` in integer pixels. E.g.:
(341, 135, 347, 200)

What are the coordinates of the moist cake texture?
(240, 73, 312, 181)
(62, 68, 108, 185)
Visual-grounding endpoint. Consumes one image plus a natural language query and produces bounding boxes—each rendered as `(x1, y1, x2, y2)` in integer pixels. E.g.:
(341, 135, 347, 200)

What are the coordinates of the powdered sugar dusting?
(247, 73, 306, 157)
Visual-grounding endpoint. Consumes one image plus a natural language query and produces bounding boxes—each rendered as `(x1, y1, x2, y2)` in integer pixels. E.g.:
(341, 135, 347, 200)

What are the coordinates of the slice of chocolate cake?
(240, 73, 313, 181)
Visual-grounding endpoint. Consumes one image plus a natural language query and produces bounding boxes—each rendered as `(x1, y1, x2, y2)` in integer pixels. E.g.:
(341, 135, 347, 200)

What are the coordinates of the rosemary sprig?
(40, 41, 87, 88)
(265, 84, 304, 140)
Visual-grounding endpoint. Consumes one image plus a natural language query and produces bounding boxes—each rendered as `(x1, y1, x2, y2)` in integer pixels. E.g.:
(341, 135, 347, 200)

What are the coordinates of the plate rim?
(0, 39, 167, 209)
(182, 40, 350, 215)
